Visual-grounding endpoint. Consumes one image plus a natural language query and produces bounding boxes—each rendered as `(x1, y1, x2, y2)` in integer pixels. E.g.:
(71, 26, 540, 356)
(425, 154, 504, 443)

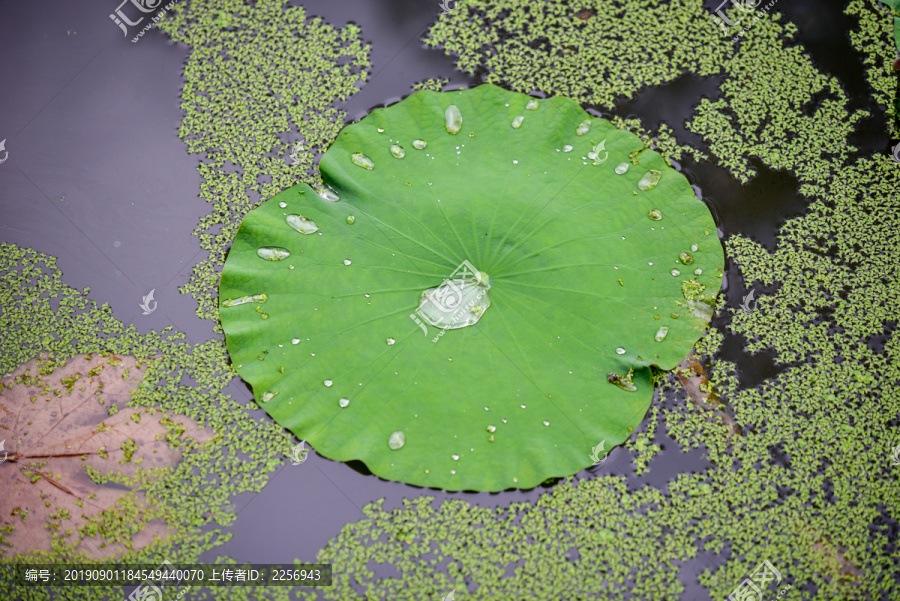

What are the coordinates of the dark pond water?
(0, 0, 890, 599)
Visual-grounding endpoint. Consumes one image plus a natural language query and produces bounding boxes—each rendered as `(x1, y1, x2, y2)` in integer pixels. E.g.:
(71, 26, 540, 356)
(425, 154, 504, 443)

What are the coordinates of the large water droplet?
(291, 338, 300, 344)
(691, 243, 699, 252)
(543, 420, 550, 426)
(576, 119, 591, 135)
(222, 293, 268, 307)
(486, 425, 496, 433)
(511, 115, 524, 129)
(615, 162, 629, 175)
(388, 431, 405, 450)
(343, 259, 352, 266)
(694, 268, 703, 276)
(257, 247, 291, 261)
(526, 98, 539, 110)
(346, 215, 356, 224)
(416, 272, 492, 329)
(412, 139, 427, 150)
(638, 170, 662, 191)
(338, 397, 350, 408)
(655, 326, 669, 342)
(316, 187, 339, 202)
(671, 269, 681, 276)
(562, 145, 573, 153)
(286, 214, 319, 235)
(351, 153, 374, 170)
(648, 209, 662, 221)
(451, 454, 459, 461)
(390, 144, 405, 159)
(324, 379, 333, 387)
(445, 105, 462, 134)
(261, 391, 278, 403)
(679, 252, 694, 265)
(386, 337, 396, 346)
(279, 201, 287, 208)
(616, 347, 626, 355)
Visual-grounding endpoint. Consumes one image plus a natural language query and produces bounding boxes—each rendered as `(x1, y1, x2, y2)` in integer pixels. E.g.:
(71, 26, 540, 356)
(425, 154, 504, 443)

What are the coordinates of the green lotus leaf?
(219, 84, 723, 491)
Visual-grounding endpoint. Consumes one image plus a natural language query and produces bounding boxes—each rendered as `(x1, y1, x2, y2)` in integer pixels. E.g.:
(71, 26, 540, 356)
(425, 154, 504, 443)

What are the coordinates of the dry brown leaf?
(0, 353, 213, 559)
(676, 351, 742, 437)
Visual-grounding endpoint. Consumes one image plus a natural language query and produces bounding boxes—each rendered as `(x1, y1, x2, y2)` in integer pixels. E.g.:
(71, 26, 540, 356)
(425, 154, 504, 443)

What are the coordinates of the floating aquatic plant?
(219, 84, 723, 491)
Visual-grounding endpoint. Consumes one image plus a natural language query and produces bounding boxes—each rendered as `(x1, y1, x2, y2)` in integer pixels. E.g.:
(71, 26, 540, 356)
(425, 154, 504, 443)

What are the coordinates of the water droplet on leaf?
(286, 214, 319, 234)
(388, 431, 405, 450)
(679, 252, 694, 265)
(417, 273, 492, 329)
(526, 98, 539, 110)
(324, 379, 333, 387)
(222, 293, 268, 307)
(412, 139, 427, 150)
(390, 144, 405, 159)
(346, 215, 355, 224)
(445, 105, 462, 134)
(351, 153, 374, 170)
(261, 391, 278, 403)
(316, 187, 339, 202)
(638, 170, 662, 191)
(386, 338, 396, 346)
(576, 119, 591, 136)
(511, 115, 524, 129)
(616, 347, 626, 355)
(615, 162, 629, 175)
(257, 247, 291, 261)
(655, 326, 669, 342)
(648, 209, 662, 220)
(339, 397, 350, 408)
